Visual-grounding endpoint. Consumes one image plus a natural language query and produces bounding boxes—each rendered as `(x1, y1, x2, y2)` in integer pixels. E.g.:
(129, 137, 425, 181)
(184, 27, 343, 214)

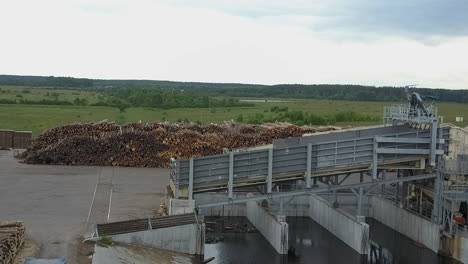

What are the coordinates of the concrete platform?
(0, 150, 169, 262)
(91, 243, 194, 264)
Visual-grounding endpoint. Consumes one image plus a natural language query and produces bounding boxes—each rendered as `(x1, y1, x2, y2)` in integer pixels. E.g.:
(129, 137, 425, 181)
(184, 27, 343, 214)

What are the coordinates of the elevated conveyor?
(170, 124, 450, 198)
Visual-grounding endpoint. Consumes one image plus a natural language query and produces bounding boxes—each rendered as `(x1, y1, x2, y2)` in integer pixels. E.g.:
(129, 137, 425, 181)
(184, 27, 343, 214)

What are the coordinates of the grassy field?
(0, 85, 104, 104)
(1, 97, 467, 137)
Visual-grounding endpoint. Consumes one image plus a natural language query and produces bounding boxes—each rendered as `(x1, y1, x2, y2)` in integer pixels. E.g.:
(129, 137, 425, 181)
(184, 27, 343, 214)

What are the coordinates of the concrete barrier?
(246, 200, 288, 254)
(169, 199, 195, 215)
(309, 195, 370, 254)
(370, 196, 440, 253)
(108, 223, 205, 255)
(443, 234, 468, 264)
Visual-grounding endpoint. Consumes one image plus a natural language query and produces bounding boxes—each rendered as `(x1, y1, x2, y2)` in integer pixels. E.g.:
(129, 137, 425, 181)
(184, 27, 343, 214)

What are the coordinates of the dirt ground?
(0, 150, 169, 263)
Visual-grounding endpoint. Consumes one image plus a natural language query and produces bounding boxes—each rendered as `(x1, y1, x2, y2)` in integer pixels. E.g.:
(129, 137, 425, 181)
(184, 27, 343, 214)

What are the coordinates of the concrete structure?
(309, 195, 369, 254)
(371, 196, 440, 253)
(92, 243, 194, 264)
(108, 223, 204, 255)
(442, 234, 468, 264)
(168, 199, 195, 215)
(246, 200, 288, 254)
(0, 150, 170, 262)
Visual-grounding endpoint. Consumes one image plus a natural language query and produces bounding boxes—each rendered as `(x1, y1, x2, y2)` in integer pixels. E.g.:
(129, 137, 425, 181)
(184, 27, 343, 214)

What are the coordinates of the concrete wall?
(168, 199, 195, 215)
(443, 234, 468, 264)
(370, 195, 440, 253)
(195, 193, 370, 218)
(108, 223, 205, 255)
(309, 195, 370, 254)
(246, 201, 289, 254)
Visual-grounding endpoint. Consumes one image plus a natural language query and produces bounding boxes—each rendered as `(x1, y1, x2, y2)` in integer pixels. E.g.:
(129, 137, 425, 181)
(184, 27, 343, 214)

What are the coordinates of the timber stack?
(0, 221, 25, 264)
(19, 121, 339, 168)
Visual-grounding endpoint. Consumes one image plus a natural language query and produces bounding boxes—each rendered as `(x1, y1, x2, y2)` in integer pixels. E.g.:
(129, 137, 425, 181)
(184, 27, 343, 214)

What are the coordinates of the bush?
(0, 99, 16, 104)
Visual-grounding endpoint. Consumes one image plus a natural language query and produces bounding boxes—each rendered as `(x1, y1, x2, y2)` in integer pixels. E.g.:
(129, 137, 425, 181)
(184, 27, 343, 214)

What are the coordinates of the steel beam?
(306, 143, 312, 189)
(188, 158, 194, 200)
(228, 152, 234, 199)
(375, 136, 444, 144)
(430, 121, 438, 166)
(357, 186, 363, 216)
(376, 148, 444, 155)
(373, 137, 378, 180)
(267, 148, 273, 193)
(197, 173, 436, 208)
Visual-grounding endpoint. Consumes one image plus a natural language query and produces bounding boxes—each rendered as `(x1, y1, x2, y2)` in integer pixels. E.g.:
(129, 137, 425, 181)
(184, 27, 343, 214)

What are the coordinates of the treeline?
(0, 86, 252, 111)
(1, 74, 468, 103)
(0, 75, 93, 88)
(236, 107, 380, 126)
(0, 98, 73, 105)
(105, 88, 252, 109)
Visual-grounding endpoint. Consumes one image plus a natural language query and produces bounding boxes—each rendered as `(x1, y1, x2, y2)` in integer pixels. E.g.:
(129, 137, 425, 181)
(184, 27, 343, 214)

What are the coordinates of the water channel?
(204, 217, 460, 264)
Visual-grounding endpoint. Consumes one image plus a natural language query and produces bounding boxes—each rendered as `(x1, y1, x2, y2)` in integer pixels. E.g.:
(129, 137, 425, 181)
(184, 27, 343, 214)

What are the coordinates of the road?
(0, 150, 169, 262)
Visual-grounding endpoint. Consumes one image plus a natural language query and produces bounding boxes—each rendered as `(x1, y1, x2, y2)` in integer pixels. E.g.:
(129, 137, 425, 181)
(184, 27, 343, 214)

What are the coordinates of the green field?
(1, 96, 467, 137)
(0, 86, 103, 104)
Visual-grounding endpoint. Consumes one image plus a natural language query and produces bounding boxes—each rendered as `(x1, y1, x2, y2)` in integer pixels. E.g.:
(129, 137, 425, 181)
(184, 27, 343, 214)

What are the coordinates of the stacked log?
(19, 121, 339, 168)
(0, 221, 25, 264)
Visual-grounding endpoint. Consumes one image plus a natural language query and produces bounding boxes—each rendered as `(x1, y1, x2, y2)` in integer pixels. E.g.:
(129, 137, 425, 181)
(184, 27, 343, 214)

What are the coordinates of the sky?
(0, 0, 467, 89)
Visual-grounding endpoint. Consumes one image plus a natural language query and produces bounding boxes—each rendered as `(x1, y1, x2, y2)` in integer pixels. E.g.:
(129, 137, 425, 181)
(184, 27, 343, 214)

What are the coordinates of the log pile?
(19, 121, 339, 168)
(0, 221, 25, 264)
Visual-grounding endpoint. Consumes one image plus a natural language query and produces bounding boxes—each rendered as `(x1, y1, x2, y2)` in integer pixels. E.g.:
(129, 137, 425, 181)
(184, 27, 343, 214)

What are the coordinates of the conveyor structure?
(170, 120, 449, 206)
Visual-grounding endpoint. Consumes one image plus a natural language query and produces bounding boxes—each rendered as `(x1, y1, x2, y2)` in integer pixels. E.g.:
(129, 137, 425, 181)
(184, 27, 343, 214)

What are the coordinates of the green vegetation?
(2, 97, 468, 137)
(1, 75, 467, 137)
(1, 74, 467, 103)
(100, 236, 113, 245)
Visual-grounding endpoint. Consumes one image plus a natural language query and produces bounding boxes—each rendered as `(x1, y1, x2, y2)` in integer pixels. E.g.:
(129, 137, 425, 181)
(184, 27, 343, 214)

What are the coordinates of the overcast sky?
(1, 0, 467, 89)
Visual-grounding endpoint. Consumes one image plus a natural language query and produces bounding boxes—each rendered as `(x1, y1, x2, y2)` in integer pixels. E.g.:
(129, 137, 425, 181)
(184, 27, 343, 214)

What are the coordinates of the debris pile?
(0, 221, 25, 264)
(19, 121, 338, 168)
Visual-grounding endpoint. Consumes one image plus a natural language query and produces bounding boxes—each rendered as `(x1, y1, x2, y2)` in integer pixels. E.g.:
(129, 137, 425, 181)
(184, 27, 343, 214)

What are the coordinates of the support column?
(228, 152, 234, 199)
(430, 120, 438, 166)
(432, 171, 442, 223)
(267, 148, 273, 194)
(372, 137, 378, 180)
(188, 158, 194, 200)
(381, 170, 387, 193)
(357, 186, 364, 217)
(306, 143, 312, 189)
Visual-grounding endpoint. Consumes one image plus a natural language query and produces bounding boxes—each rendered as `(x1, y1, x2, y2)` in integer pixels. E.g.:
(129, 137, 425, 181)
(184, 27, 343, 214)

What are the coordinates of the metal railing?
(384, 104, 438, 124)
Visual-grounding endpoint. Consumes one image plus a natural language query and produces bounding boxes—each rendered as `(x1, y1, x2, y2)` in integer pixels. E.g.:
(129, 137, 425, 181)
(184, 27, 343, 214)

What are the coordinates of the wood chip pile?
(19, 121, 338, 168)
(0, 221, 25, 264)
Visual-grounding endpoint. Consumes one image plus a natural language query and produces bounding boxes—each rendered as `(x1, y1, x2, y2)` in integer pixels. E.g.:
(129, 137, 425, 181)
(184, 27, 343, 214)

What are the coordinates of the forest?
(1, 75, 467, 103)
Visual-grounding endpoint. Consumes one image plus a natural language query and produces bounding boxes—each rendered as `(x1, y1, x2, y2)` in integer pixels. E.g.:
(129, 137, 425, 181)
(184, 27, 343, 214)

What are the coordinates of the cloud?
(0, 0, 467, 89)
(168, 0, 468, 42)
